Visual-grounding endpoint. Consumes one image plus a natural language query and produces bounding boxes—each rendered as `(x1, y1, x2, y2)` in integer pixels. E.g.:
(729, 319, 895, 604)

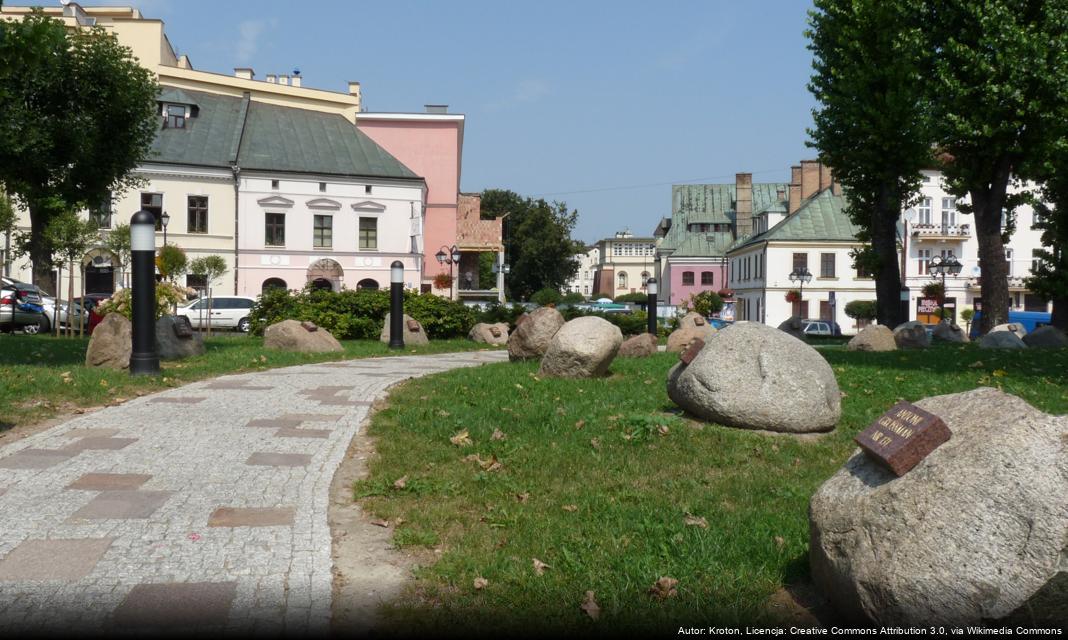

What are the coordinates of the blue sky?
(46, 0, 819, 243)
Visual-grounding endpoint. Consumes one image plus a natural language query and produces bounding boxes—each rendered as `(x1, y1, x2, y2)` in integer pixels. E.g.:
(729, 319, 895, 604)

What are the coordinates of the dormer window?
(163, 104, 187, 129)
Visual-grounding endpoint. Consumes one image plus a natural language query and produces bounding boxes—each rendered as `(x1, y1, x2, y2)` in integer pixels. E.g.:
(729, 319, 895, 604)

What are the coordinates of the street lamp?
(788, 267, 813, 317)
(927, 253, 963, 323)
(645, 277, 658, 336)
(160, 210, 170, 245)
(129, 210, 159, 376)
(434, 245, 461, 299)
(388, 260, 404, 349)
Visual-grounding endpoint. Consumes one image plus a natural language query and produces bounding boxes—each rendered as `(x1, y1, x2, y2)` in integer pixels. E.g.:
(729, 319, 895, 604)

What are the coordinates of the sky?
(42, 0, 820, 244)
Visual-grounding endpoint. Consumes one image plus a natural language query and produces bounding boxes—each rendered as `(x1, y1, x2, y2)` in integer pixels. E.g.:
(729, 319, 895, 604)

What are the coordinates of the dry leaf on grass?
(648, 576, 679, 600)
(562, 504, 578, 512)
(683, 514, 708, 529)
(590, 438, 601, 450)
(532, 558, 551, 576)
(657, 425, 670, 436)
(580, 590, 601, 620)
(473, 577, 489, 590)
(574, 419, 586, 430)
(516, 492, 530, 503)
(774, 536, 786, 548)
(393, 475, 408, 490)
(479, 455, 503, 472)
(491, 428, 507, 441)
(450, 430, 473, 447)
(369, 519, 390, 528)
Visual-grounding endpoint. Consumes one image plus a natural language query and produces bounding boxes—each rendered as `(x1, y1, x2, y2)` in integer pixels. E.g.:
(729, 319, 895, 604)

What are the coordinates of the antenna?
(292, 68, 301, 76)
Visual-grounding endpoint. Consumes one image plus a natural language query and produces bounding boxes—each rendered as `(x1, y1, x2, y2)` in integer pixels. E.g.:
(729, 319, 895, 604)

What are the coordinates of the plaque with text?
(855, 401, 951, 476)
(407, 319, 421, 333)
(172, 316, 194, 339)
(301, 321, 318, 333)
(679, 337, 705, 365)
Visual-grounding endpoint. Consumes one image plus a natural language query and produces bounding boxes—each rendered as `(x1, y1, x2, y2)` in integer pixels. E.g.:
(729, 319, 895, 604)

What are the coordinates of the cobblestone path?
(0, 350, 507, 635)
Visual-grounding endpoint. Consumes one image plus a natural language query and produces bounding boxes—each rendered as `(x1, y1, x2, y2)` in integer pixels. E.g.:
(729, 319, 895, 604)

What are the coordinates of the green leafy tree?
(926, 1, 1068, 332)
(844, 300, 878, 323)
(480, 189, 582, 301)
(156, 244, 188, 282)
(0, 188, 17, 277)
(189, 255, 228, 334)
(0, 11, 159, 293)
(807, 0, 932, 328)
(102, 223, 132, 287)
(530, 287, 563, 306)
(1026, 165, 1068, 330)
(42, 211, 99, 336)
(686, 291, 724, 317)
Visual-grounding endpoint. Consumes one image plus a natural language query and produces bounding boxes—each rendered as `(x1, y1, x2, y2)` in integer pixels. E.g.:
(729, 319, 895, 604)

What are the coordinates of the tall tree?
(102, 223, 132, 287)
(0, 11, 158, 293)
(480, 189, 581, 301)
(926, 1, 1068, 332)
(42, 211, 99, 336)
(1026, 150, 1068, 330)
(0, 188, 16, 277)
(807, 0, 932, 328)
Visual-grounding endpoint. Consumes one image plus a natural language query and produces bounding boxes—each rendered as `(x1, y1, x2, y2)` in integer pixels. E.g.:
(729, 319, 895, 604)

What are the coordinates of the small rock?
(618, 333, 658, 357)
(507, 307, 564, 361)
(264, 319, 343, 353)
(379, 313, 429, 346)
(1023, 325, 1068, 349)
(666, 312, 715, 353)
(85, 314, 132, 369)
(469, 322, 509, 346)
(539, 316, 622, 378)
(932, 322, 969, 343)
(979, 330, 1027, 350)
(893, 321, 930, 349)
(847, 325, 897, 352)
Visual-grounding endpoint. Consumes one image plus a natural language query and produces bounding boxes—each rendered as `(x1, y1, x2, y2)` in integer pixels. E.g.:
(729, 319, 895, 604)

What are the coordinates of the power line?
(530, 168, 785, 197)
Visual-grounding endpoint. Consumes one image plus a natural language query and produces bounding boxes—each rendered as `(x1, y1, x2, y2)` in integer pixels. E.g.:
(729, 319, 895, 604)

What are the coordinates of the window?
(141, 192, 163, 230)
(358, 217, 377, 250)
(917, 197, 932, 225)
(701, 271, 714, 286)
(941, 197, 957, 227)
(262, 278, 287, 293)
(89, 194, 112, 229)
(1032, 249, 1044, 274)
(857, 261, 873, 279)
(186, 274, 206, 291)
(313, 215, 332, 248)
(365, 185, 373, 195)
(819, 301, 833, 321)
(1032, 208, 1046, 229)
(319, 182, 327, 193)
(793, 252, 808, 272)
(821, 253, 836, 278)
(187, 196, 208, 234)
(271, 179, 280, 190)
(617, 271, 628, 289)
(164, 104, 185, 129)
(265, 213, 285, 246)
(1005, 248, 1014, 277)
(682, 271, 694, 286)
(917, 248, 931, 275)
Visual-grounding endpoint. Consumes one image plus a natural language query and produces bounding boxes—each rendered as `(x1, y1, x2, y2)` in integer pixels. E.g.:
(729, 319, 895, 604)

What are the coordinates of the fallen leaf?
(683, 514, 708, 529)
(992, 369, 1008, 377)
(516, 492, 530, 503)
(370, 519, 390, 528)
(515, 383, 524, 390)
(643, 379, 653, 385)
(491, 428, 506, 441)
(556, 406, 566, 416)
(580, 590, 601, 621)
(450, 430, 473, 447)
(99, 379, 109, 387)
(968, 360, 984, 368)
(590, 438, 601, 450)
(259, 355, 267, 363)
(437, 410, 451, 417)
(648, 576, 679, 600)
(463, 454, 481, 463)
(657, 425, 670, 436)
(394, 517, 405, 526)
(393, 475, 408, 490)
(574, 419, 586, 430)
(774, 536, 786, 548)
(532, 558, 551, 576)
(473, 577, 488, 590)
(480, 455, 503, 472)
(562, 504, 578, 512)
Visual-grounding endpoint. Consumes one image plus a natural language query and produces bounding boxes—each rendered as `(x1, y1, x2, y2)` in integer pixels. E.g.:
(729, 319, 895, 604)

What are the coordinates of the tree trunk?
(970, 190, 1011, 334)
(26, 203, 57, 295)
(67, 258, 75, 337)
(1052, 296, 1067, 331)
(872, 188, 905, 328)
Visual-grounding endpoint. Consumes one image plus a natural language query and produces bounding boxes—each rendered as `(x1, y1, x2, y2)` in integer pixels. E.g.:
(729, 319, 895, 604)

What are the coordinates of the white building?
(592, 230, 656, 298)
(565, 246, 600, 297)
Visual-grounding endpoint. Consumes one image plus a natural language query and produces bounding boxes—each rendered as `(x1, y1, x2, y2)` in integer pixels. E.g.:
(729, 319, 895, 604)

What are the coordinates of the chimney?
(266, 74, 277, 83)
(832, 179, 843, 196)
(348, 81, 361, 97)
(234, 67, 254, 80)
(776, 187, 786, 201)
(789, 165, 802, 214)
(819, 163, 833, 192)
(734, 172, 753, 240)
(177, 54, 191, 70)
(278, 75, 289, 86)
(291, 75, 301, 88)
(425, 104, 449, 114)
(801, 159, 820, 200)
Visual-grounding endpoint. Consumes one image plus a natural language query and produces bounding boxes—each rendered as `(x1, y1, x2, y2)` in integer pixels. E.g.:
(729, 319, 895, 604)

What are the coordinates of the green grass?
(356, 344, 1068, 634)
(0, 333, 496, 432)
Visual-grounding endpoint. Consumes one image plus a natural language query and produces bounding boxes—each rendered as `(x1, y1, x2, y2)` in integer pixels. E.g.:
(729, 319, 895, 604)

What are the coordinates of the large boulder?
(155, 315, 205, 360)
(468, 322, 509, 346)
(992, 322, 1028, 339)
(892, 321, 930, 349)
(264, 320, 343, 353)
(539, 316, 623, 378)
(847, 325, 897, 352)
(666, 312, 715, 353)
(979, 330, 1027, 350)
(931, 322, 969, 343)
(1023, 325, 1068, 349)
(618, 333, 658, 357)
(85, 313, 132, 369)
(379, 313, 429, 346)
(777, 315, 807, 340)
(809, 388, 1068, 625)
(666, 322, 840, 433)
(507, 306, 564, 361)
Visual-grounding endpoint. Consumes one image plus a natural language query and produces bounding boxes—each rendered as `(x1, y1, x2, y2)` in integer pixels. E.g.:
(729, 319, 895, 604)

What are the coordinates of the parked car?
(0, 283, 48, 334)
(801, 319, 843, 337)
(175, 296, 257, 332)
(968, 310, 1051, 339)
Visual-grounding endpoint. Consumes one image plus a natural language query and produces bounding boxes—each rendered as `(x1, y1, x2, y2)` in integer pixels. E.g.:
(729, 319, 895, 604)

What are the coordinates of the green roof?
(147, 86, 419, 181)
(729, 188, 861, 252)
(658, 182, 787, 258)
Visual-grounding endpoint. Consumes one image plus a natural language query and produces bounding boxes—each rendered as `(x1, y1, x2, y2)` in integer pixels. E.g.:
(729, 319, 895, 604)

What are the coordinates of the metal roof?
(659, 182, 787, 257)
(729, 188, 862, 252)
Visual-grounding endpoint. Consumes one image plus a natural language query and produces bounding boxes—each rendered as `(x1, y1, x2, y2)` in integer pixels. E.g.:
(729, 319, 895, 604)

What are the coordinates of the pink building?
(668, 261, 729, 306)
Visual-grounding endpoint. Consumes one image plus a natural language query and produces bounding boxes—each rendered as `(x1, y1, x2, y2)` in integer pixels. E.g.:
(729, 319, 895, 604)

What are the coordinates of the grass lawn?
(0, 333, 496, 433)
(356, 344, 1068, 634)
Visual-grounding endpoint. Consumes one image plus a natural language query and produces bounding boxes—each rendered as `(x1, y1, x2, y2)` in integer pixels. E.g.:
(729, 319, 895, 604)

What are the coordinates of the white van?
(176, 296, 257, 332)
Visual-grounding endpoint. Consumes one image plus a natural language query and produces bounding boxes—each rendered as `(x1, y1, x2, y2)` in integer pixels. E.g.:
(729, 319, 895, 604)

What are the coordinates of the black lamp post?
(129, 210, 159, 376)
(434, 245, 461, 299)
(645, 277, 658, 336)
(161, 210, 170, 245)
(389, 260, 404, 349)
(928, 253, 963, 322)
(788, 267, 813, 317)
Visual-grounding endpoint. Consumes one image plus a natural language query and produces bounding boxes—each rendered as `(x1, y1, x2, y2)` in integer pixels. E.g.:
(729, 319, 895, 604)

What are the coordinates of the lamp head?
(646, 277, 657, 296)
(435, 249, 447, 265)
(451, 247, 461, 263)
(130, 210, 156, 251)
(391, 260, 404, 284)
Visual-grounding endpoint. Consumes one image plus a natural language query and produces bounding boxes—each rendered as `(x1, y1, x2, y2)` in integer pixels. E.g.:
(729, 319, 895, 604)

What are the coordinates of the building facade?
(592, 230, 656, 298)
(565, 247, 600, 297)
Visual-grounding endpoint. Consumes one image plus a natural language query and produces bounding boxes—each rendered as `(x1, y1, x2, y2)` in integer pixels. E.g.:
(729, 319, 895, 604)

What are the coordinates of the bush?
(559, 306, 657, 337)
(96, 282, 190, 321)
(686, 290, 724, 317)
(561, 291, 585, 304)
(844, 300, 877, 321)
(530, 288, 562, 306)
(248, 286, 475, 339)
(156, 244, 188, 282)
(613, 292, 648, 304)
(474, 302, 528, 328)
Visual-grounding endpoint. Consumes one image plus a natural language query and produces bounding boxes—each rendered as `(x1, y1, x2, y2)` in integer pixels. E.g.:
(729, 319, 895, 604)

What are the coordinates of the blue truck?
(968, 310, 1052, 339)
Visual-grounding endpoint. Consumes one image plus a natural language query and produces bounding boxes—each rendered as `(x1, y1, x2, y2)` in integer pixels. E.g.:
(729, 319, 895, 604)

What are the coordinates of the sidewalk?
(0, 350, 507, 635)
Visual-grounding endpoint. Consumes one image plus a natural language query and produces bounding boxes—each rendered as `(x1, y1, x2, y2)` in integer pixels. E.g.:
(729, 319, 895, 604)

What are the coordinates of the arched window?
(356, 278, 379, 290)
(310, 278, 333, 291)
(262, 278, 287, 293)
(617, 271, 628, 289)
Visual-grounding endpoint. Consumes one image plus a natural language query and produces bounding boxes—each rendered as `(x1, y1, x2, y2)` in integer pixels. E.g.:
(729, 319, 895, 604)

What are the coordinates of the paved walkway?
(0, 350, 507, 635)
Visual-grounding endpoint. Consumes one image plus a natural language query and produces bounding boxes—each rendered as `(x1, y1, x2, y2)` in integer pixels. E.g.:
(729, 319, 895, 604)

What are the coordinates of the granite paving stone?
(0, 350, 505, 634)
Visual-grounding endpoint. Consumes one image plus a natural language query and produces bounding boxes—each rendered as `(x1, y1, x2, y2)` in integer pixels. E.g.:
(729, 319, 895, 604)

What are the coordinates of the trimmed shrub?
(613, 292, 648, 304)
(844, 300, 877, 322)
(474, 302, 528, 328)
(530, 288, 563, 306)
(561, 291, 586, 304)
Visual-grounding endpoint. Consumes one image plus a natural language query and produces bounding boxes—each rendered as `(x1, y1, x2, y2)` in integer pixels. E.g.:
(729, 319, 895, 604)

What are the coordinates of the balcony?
(911, 222, 971, 240)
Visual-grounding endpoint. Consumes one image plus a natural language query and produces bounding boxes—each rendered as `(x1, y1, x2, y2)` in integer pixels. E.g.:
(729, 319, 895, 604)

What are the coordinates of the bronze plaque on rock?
(855, 401, 951, 476)
(679, 337, 705, 365)
(173, 316, 194, 339)
(694, 316, 706, 326)
(407, 319, 421, 333)
(301, 321, 319, 332)
(489, 327, 501, 338)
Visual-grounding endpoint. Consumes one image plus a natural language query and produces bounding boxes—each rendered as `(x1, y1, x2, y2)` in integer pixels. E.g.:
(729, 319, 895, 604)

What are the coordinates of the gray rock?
(932, 322, 969, 343)
(264, 319, 343, 353)
(85, 313, 132, 369)
(777, 315, 807, 340)
(979, 330, 1027, 349)
(155, 315, 205, 360)
(666, 321, 840, 433)
(618, 333, 658, 357)
(992, 322, 1028, 339)
(809, 388, 1068, 625)
(1023, 325, 1068, 349)
(468, 322, 509, 346)
(666, 313, 715, 353)
(539, 316, 622, 378)
(379, 313, 429, 346)
(893, 321, 930, 349)
(507, 306, 564, 361)
(847, 325, 897, 352)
